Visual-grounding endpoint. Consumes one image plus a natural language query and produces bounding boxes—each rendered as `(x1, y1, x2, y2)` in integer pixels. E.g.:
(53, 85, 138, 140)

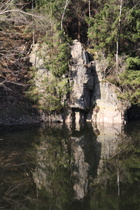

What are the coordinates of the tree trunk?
(88, 0, 91, 18)
(116, 0, 123, 70)
(61, 0, 69, 30)
(77, 18, 81, 41)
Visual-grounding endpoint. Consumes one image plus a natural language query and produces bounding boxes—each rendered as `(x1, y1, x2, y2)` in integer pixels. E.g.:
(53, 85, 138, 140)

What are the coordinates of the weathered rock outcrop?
(29, 40, 130, 124)
(68, 40, 129, 124)
(29, 40, 95, 123)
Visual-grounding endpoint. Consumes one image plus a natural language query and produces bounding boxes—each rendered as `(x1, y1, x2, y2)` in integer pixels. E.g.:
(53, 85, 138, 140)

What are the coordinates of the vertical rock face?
(90, 62, 130, 124)
(69, 40, 94, 111)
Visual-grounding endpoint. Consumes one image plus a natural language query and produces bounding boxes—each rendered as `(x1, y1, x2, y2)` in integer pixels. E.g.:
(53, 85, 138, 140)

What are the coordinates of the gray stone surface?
(69, 40, 94, 111)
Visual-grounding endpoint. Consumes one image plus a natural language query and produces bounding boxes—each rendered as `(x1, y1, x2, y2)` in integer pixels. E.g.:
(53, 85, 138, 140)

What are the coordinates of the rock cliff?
(29, 40, 130, 124)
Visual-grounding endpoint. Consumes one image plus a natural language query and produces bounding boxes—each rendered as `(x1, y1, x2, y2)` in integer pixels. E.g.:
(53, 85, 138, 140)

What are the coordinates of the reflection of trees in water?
(33, 125, 74, 210)
(0, 128, 40, 210)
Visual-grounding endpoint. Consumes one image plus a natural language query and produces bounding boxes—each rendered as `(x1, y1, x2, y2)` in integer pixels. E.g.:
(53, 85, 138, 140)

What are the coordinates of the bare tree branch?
(0, 0, 14, 12)
(0, 9, 42, 19)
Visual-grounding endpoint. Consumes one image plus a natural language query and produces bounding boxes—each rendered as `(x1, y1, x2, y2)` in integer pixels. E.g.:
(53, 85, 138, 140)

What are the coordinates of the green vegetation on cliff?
(26, 28, 70, 112)
(118, 70, 140, 106)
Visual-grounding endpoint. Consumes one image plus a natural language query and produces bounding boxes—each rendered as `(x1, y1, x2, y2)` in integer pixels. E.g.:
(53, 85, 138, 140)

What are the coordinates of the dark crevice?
(127, 105, 140, 121)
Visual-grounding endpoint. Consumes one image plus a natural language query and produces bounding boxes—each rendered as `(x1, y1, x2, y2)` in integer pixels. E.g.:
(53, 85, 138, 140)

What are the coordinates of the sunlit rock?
(90, 61, 130, 124)
(69, 40, 94, 111)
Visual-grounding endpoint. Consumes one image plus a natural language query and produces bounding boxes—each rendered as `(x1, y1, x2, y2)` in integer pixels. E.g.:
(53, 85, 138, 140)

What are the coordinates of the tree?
(60, 0, 70, 30)
(29, 28, 70, 111)
(34, 0, 70, 30)
(25, 3, 71, 112)
(118, 70, 140, 105)
(87, 0, 140, 66)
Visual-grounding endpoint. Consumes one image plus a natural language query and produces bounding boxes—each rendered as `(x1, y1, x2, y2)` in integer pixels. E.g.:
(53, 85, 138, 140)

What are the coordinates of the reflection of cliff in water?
(1, 121, 139, 210)
(93, 123, 127, 176)
(70, 123, 100, 200)
(33, 123, 101, 208)
(32, 122, 128, 209)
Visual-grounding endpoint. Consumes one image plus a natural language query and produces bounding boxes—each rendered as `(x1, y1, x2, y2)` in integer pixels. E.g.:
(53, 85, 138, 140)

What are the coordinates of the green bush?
(118, 70, 140, 105)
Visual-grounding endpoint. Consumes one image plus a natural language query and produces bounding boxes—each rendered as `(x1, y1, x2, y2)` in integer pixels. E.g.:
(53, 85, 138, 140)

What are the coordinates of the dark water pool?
(0, 121, 140, 210)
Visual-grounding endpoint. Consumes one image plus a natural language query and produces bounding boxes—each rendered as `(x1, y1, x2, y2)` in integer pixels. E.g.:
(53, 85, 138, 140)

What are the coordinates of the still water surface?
(0, 121, 140, 210)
